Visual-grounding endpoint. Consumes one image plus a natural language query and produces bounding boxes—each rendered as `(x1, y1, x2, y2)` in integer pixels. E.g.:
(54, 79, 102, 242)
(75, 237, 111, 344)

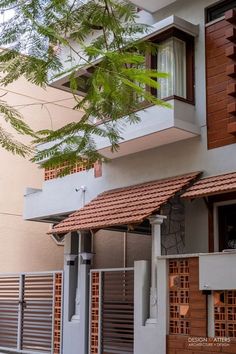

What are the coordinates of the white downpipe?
(72, 235, 81, 322)
(124, 232, 127, 268)
(72, 187, 87, 322)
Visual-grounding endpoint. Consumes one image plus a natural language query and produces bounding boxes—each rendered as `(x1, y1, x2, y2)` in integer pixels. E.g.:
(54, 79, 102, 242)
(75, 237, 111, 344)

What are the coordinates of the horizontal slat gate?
(22, 274, 54, 352)
(90, 269, 134, 354)
(0, 271, 63, 354)
(102, 271, 134, 354)
(0, 276, 19, 348)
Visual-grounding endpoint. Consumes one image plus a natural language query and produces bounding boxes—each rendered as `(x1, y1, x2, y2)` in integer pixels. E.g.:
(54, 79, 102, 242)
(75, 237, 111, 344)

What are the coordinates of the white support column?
(63, 231, 93, 354)
(146, 214, 167, 324)
(72, 230, 92, 323)
(71, 234, 81, 322)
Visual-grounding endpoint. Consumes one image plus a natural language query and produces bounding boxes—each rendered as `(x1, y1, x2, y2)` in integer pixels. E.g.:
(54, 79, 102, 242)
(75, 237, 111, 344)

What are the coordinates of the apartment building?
(21, 0, 236, 353)
(0, 76, 78, 273)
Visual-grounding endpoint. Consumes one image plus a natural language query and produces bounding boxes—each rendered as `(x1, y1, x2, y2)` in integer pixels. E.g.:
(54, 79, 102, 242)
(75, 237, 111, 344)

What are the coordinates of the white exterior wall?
(185, 198, 208, 254)
(24, 0, 236, 257)
(199, 252, 236, 290)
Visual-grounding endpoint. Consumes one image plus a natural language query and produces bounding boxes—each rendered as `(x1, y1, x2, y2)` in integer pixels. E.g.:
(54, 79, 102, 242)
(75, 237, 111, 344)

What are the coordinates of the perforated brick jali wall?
(169, 258, 206, 337)
(44, 161, 94, 180)
(169, 259, 190, 335)
(90, 272, 100, 354)
(53, 273, 63, 354)
(214, 290, 236, 337)
(167, 257, 236, 354)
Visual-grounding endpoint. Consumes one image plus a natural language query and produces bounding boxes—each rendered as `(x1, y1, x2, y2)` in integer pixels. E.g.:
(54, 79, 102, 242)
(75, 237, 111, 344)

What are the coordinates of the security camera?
(75, 186, 87, 192)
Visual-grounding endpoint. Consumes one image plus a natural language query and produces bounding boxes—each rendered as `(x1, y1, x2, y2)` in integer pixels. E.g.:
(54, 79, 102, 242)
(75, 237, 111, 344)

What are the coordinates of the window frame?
(205, 0, 236, 24)
(148, 27, 195, 105)
(207, 193, 236, 252)
(60, 28, 195, 107)
(213, 198, 236, 252)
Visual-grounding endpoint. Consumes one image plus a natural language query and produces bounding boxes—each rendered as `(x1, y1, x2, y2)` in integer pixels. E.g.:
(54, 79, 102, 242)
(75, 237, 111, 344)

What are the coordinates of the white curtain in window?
(173, 38, 186, 98)
(135, 61, 146, 103)
(157, 37, 186, 99)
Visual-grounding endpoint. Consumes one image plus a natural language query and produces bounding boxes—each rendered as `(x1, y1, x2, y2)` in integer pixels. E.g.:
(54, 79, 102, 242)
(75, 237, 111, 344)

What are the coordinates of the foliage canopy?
(0, 0, 169, 171)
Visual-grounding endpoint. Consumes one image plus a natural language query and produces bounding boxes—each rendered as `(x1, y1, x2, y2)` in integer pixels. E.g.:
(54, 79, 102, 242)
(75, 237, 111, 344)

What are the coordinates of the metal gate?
(89, 268, 134, 354)
(0, 271, 63, 354)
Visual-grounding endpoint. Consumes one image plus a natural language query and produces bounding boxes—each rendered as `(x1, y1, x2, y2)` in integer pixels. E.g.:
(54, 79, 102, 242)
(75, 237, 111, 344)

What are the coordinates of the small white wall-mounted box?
(199, 252, 236, 291)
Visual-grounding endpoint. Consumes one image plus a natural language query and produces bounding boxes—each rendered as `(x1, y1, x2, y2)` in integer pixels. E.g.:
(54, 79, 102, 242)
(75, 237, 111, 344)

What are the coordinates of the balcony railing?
(44, 161, 94, 181)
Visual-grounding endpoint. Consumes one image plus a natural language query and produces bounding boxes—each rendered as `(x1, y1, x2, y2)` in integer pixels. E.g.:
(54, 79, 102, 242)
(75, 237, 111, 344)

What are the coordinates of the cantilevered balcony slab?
(96, 100, 200, 159)
(24, 168, 99, 222)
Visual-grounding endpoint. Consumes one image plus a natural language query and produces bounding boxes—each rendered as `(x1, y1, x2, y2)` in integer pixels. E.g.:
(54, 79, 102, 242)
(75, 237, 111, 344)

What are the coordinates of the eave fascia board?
(141, 15, 199, 41)
(130, 0, 178, 14)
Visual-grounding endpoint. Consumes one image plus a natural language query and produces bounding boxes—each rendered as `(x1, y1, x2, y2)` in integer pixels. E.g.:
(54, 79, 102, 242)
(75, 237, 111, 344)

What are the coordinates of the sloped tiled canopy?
(50, 172, 200, 235)
(182, 171, 236, 199)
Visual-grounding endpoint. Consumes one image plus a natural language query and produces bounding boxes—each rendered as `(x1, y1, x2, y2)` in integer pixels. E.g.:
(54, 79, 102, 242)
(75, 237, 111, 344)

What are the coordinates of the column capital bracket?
(148, 214, 167, 225)
(65, 254, 78, 262)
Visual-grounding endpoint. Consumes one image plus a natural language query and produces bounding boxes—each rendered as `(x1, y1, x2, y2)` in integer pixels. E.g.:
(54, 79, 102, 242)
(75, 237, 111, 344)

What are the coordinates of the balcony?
(24, 167, 100, 222)
(50, 15, 199, 95)
(96, 99, 199, 159)
(48, 16, 199, 157)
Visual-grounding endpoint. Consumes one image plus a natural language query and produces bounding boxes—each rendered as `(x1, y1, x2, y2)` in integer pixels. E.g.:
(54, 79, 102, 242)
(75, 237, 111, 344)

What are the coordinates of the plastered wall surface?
(0, 76, 82, 272)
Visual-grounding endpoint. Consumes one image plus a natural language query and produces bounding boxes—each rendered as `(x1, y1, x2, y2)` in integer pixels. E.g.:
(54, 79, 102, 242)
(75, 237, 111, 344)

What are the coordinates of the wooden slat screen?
(0, 276, 19, 348)
(102, 270, 134, 354)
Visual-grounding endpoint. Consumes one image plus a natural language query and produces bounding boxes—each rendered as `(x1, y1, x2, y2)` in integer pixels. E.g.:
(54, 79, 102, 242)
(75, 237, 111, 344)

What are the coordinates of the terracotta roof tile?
(50, 172, 201, 234)
(182, 171, 236, 199)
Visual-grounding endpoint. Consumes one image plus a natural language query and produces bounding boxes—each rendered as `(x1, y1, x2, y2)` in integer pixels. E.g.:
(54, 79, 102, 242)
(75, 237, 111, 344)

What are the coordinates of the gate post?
(63, 231, 92, 354)
(78, 262, 91, 354)
(134, 259, 168, 354)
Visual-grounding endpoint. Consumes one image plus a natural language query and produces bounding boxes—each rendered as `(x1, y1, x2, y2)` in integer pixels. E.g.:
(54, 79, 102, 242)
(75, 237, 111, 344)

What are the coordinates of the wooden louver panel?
(102, 270, 134, 354)
(0, 276, 19, 348)
(206, 16, 236, 148)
